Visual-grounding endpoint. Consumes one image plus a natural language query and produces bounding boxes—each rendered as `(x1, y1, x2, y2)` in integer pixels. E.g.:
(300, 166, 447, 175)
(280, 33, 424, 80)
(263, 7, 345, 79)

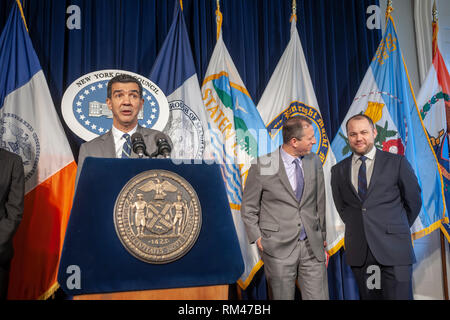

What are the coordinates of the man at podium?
(75, 74, 172, 186)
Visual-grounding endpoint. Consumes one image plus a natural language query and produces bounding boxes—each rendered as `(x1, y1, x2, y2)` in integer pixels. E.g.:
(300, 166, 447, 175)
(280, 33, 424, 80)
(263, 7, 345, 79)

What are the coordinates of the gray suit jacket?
(241, 148, 326, 261)
(75, 126, 172, 187)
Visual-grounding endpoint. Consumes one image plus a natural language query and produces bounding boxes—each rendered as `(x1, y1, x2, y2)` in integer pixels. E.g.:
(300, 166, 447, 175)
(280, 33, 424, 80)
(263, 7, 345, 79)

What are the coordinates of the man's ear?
(106, 98, 112, 110)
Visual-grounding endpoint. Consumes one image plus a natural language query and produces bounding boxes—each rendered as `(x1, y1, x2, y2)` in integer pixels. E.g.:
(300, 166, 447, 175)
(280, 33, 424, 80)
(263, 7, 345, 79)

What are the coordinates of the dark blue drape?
(0, 0, 381, 300)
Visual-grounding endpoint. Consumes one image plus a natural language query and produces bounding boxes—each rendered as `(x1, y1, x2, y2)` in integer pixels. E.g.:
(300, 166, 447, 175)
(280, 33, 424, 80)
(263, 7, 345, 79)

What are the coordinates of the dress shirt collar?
(111, 124, 138, 141)
(352, 145, 376, 164)
(280, 146, 302, 166)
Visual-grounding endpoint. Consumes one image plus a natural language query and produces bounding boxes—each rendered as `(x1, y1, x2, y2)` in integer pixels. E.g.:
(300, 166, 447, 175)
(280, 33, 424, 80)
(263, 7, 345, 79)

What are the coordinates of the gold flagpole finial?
(290, 0, 297, 23)
(215, 0, 223, 41)
(386, 0, 394, 20)
(432, 1, 438, 23)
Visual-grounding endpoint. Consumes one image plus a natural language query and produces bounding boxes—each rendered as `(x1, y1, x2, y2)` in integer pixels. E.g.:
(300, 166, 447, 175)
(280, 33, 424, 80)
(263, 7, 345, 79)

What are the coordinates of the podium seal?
(114, 170, 202, 264)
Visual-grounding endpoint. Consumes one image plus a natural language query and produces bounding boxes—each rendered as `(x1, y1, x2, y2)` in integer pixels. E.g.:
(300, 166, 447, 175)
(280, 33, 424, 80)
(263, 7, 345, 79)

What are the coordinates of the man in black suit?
(0, 148, 24, 299)
(331, 114, 421, 300)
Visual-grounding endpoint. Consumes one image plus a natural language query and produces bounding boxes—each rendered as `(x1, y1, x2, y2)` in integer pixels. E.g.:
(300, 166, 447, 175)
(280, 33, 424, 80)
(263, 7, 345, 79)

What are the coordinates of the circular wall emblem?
(164, 100, 205, 159)
(0, 113, 40, 182)
(62, 70, 169, 141)
(266, 101, 330, 164)
(113, 170, 202, 264)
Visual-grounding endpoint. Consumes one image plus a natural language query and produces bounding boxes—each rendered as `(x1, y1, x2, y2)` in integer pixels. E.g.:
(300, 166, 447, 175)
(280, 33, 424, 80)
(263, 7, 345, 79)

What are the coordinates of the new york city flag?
(0, 1, 76, 299)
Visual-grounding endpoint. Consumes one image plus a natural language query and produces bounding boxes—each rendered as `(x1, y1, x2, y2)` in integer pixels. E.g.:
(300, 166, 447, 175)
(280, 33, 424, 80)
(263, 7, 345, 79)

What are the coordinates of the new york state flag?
(201, 10, 273, 289)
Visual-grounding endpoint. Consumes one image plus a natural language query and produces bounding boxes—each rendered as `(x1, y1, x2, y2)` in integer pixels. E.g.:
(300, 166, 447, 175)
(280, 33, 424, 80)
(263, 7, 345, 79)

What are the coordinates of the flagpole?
(432, 1, 450, 301)
(385, 0, 393, 22)
(15, 0, 28, 33)
(290, 0, 297, 23)
(432, 1, 438, 59)
(213, 0, 241, 299)
(215, 0, 223, 41)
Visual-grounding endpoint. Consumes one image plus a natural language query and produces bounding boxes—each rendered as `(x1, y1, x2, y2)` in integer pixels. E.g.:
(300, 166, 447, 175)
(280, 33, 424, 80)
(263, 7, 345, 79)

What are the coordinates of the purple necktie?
(294, 158, 307, 240)
(294, 158, 304, 201)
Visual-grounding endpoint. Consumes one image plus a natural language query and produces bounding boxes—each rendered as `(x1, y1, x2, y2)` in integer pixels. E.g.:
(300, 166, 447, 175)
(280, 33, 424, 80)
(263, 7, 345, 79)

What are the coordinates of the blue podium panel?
(57, 158, 244, 295)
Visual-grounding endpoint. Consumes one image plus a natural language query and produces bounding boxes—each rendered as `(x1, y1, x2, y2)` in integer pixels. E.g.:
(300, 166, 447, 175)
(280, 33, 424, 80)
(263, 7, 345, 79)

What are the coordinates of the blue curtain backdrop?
(0, 0, 381, 300)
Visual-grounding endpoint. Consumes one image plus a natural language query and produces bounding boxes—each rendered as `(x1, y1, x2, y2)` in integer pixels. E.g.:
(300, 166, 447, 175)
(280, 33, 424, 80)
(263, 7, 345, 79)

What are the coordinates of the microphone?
(155, 134, 171, 158)
(131, 132, 149, 158)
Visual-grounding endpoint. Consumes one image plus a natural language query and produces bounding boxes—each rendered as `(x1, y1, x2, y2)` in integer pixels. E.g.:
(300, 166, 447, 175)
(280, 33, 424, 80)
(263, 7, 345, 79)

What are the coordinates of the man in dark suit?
(75, 74, 172, 186)
(331, 114, 421, 300)
(241, 116, 328, 300)
(0, 148, 24, 299)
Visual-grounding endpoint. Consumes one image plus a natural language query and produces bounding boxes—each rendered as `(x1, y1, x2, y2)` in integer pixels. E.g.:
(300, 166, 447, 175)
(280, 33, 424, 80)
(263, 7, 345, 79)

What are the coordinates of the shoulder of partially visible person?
(0, 148, 20, 161)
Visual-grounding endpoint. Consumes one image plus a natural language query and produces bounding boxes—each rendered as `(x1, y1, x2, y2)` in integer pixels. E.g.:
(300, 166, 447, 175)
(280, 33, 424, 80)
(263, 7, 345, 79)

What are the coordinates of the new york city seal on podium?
(113, 170, 202, 264)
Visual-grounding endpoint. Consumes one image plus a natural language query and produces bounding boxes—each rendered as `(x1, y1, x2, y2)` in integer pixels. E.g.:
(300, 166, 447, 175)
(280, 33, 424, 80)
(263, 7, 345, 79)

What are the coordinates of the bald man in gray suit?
(75, 74, 172, 187)
(241, 116, 328, 300)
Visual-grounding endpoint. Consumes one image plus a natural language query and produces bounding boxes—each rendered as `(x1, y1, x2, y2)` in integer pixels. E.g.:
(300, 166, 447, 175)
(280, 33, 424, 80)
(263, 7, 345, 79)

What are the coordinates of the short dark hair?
(282, 115, 313, 144)
(345, 114, 375, 133)
(107, 74, 143, 99)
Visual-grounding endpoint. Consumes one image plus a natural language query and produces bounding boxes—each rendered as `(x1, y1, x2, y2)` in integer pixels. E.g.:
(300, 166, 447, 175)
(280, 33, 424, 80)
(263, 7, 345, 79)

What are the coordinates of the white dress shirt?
(280, 147, 304, 194)
(111, 125, 138, 158)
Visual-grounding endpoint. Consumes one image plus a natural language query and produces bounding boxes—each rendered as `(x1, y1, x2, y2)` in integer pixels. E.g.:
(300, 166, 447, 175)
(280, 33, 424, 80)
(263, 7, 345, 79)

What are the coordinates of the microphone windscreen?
(131, 132, 146, 153)
(154, 133, 168, 143)
(131, 132, 144, 143)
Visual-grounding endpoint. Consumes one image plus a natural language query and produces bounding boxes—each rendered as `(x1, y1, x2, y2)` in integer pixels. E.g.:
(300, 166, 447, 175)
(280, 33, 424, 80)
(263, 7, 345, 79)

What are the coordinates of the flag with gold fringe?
(257, 13, 344, 256)
(331, 4, 446, 240)
(0, 1, 77, 299)
(201, 5, 273, 289)
(416, 5, 450, 240)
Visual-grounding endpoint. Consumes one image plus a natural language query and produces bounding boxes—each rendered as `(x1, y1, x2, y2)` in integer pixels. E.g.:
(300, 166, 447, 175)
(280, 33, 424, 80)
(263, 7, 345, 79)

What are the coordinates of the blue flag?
(149, 1, 211, 160)
(331, 13, 446, 239)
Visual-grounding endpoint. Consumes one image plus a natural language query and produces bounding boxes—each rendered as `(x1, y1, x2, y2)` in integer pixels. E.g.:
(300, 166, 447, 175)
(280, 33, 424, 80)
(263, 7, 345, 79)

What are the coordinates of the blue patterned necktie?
(121, 133, 132, 158)
(358, 155, 368, 200)
(294, 158, 307, 240)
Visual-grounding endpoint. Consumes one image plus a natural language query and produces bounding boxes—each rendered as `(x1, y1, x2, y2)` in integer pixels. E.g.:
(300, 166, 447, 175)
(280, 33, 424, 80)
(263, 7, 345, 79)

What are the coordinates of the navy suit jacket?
(331, 149, 421, 267)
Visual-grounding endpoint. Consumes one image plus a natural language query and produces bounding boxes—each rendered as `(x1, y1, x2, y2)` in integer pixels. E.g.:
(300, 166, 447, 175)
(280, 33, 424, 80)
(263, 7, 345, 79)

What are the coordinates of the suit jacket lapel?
(345, 155, 360, 200)
(299, 156, 313, 206)
(277, 149, 298, 203)
(100, 131, 116, 158)
(366, 148, 385, 198)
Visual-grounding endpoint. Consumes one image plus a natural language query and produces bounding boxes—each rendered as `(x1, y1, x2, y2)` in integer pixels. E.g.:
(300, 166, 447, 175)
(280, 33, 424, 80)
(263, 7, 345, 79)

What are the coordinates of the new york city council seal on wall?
(114, 170, 202, 264)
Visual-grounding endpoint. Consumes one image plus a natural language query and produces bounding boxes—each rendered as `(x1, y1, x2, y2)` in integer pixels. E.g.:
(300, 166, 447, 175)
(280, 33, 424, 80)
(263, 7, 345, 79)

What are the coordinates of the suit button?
(362, 208, 367, 213)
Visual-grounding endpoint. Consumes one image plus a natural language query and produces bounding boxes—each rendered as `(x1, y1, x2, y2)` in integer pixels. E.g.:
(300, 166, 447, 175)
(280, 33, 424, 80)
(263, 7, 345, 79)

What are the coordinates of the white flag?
(258, 19, 344, 254)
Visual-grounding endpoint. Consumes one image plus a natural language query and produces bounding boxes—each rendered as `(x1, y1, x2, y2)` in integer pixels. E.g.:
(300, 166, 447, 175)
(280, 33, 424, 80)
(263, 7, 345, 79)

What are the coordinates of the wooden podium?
(73, 285, 228, 300)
